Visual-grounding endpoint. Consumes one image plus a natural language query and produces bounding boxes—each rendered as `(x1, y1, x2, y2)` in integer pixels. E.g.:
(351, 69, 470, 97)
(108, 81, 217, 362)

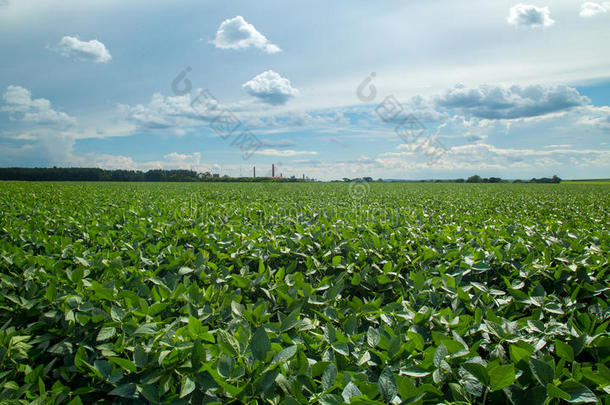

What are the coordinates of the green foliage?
(0, 181, 608, 404)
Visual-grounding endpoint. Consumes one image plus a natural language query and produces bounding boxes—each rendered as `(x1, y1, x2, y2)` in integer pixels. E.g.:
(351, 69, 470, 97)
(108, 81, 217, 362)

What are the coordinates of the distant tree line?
(333, 175, 562, 183)
(0, 168, 562, 184)
(466, 174, 561, 183)
(0, 167, 308, 182)
(526, 176, 562, 184)
(466, 175, 505, 183)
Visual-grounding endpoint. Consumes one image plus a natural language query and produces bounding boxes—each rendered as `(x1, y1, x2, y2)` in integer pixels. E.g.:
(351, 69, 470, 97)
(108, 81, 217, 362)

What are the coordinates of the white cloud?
(242, 70, 299, 105)
(164, 152, 201, 163)
(57, 36, 112, 63)
(212, 16, 280, 53)
(73, 151, 208, 171)
(1, 85, 76, 127)
(507, 4, 555, 27)
(435, 84, 589, 119)
(443, 143, 610, 169)
(372, 143, 610, 174)
(118, 91, 221, 132)
(260, 139, 296, 148)
(544, 144, 572, 148)
(579, 2, 610, 17)
(255, 148, 317, 157)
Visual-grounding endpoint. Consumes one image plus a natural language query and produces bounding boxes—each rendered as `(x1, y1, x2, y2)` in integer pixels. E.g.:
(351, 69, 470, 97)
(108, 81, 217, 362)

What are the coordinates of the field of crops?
(0, 181, 608, 404)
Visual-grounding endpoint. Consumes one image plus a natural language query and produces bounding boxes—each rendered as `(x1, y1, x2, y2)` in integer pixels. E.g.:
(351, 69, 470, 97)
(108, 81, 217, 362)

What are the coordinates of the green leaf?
(89, 281, 114, 301)
(108, 357, 137, 373)
(509, 342, 534, 365)
(180, 376, 196, 398)
(96, 326, 116, 342)
(110, 305, 126, 322)
(251, 326, 270, 362)
(342, 382, 362, 402)
(3, 381, 19, 390)
(93, 360, 111, 378)
(280, 308, 300, 332)
(312, 361, 330, 378)
(139, 384, 160, 404)
(133, 323, 157, 336)
(71, 267, 85, 284)
(217, 354, 234, 378)
(148, 302, 168, 316)
(546, 383, 570, 401)
(38, 377, 45, 395)
(489, 364, 515, 391)
(332, 342, 349, 357)
(67, 397, 83, 405)
(48, 341, 73, 355)
(462, 362, 489, 386)
(201, 364, 245, 397)
(401, 367, 431, 377)
(555, 340, 574, 362)
(45, 283, 57, 302)
(378, 367, 398, 402)
(217, 329, 240, 356)
(332, 256, 341, 266)
(272, 345, 297, 365)
(367, 326, 380, 348)
(529, 358, 554, 385)
(134, 345, 147, 368)
(109, 383, 138, 398)
(559, 381, 598, 403)
(322, 362, 337, 391)
(231, 301, 245, 317)
(74, 346, 87, 369)
(433, 344, 448, 368)
(319, 394, 343, 405)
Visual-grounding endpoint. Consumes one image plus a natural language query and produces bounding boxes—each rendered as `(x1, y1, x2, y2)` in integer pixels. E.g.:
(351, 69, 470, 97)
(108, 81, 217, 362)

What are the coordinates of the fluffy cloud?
(578, 106, 610, 131)
(212, 16, 280, 53)
(435, 84, 589, 119)
(446, 143, 610, 168)
(70, 151, 208, 171)
(579, 2, 610, 17)
(1, 85, 75, 127)
(57, 36, 112, 63)
(507, 4, 555, 27)
(164, 152, 201, 164)
(373, 143, 610, 174)
(119, 91, 222, 132)
(242, 70, 299, 105)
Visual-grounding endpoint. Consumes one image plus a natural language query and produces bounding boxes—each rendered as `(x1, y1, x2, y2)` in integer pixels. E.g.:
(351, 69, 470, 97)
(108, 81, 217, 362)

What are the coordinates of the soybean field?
(0, 181, 608, 404)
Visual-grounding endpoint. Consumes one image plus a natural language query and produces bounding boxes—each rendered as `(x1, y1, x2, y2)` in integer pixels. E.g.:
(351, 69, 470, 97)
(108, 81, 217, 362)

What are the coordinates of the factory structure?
(251, 164, 307, 180)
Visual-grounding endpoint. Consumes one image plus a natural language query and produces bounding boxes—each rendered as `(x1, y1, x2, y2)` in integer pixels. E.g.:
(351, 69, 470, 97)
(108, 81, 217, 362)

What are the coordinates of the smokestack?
(253, 166, 256, 177)
(302, 173, 305, 180)
(272, 163, 275, 178)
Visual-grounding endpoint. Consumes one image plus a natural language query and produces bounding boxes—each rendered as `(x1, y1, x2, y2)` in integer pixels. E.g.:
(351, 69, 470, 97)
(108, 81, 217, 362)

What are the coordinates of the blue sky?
(1, 0, 609, 180)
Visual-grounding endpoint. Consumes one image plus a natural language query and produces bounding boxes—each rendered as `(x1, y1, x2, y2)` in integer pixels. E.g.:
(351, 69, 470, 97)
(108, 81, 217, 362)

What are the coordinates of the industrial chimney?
(272, 163, 275, 178)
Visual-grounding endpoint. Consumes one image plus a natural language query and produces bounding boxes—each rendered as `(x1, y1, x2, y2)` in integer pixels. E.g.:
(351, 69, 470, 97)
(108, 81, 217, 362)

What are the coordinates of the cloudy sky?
(1, 0, 609, 180)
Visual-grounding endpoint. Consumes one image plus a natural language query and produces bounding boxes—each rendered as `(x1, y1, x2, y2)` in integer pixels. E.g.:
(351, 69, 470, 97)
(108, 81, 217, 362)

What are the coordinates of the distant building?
(212, 173, 220, 178)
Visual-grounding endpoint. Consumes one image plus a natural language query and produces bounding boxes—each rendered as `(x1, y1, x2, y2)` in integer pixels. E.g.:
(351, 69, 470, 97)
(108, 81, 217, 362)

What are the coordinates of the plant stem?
(482, 388, 488, 404)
